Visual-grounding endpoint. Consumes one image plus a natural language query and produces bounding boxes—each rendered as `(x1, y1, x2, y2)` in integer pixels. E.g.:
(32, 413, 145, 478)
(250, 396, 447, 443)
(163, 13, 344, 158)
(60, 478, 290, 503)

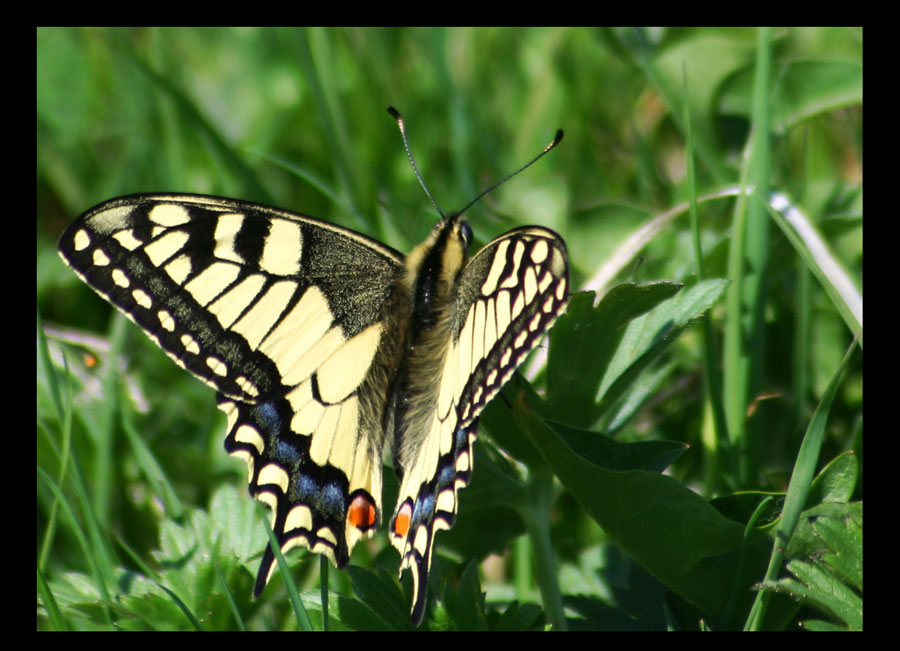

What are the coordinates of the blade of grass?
(683, 64, 731, 496)
(515, 467, 566, 630)
(37, 466, 117, 626)
(37, 313, 72, 571)
(764, 192, 862, 341)
(38, 316, 119, 623)
(723, 27, 773, 482)
(580, 185, 747, 299)
(259, 505, 315, 630)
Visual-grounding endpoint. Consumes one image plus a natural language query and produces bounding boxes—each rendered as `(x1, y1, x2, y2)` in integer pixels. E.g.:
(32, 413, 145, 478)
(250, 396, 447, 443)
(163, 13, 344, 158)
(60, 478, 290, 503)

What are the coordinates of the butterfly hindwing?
(220, 393, 384, 595)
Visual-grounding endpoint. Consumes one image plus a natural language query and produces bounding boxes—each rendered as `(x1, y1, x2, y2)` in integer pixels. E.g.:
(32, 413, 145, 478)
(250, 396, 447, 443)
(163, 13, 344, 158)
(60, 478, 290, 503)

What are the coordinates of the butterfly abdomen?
(392, 215, 470, 465)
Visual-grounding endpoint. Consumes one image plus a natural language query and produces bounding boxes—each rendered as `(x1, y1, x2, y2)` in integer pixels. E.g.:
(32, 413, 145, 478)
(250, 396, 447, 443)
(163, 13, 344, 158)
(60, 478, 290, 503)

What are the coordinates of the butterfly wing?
(58, 194, 407, 590)
(389, 225, 569, 624)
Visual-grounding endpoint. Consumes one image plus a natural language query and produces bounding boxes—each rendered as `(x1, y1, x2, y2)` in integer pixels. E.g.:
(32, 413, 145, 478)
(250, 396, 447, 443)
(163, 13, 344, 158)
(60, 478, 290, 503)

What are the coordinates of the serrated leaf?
(813, 514, 862, 591)
(760, 512, 862, 631)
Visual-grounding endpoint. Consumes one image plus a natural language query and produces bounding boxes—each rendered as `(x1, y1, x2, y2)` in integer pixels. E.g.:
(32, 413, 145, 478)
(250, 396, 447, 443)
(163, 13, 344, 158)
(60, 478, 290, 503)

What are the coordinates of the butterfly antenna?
(388, 106, 563, 220)
(456, 127, 563, 217)
(387, 106, 446, 219)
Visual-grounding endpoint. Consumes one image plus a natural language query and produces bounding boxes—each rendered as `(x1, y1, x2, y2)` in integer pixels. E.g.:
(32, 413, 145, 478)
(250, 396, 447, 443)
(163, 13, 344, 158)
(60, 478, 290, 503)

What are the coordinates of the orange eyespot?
(393, 502, 412, 538)
(348, 494, 377, 529)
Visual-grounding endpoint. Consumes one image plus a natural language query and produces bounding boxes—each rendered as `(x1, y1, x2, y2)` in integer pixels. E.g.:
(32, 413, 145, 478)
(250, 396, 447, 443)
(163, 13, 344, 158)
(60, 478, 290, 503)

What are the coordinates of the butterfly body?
(59, 185, 567, 624)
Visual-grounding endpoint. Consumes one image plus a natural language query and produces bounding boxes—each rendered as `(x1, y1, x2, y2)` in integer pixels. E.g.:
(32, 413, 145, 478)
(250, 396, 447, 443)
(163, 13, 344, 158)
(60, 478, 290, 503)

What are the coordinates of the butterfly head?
(402, 212, 479, 337)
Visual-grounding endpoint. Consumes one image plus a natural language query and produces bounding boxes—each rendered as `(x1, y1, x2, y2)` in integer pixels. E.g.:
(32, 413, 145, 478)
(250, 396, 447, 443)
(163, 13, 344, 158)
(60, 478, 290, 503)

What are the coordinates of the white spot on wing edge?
(315, 526, 338, 545)
(157, 309, 175, 331)
(227, 447, 254, 483)
(256, 490, 279, 527)
(112, 269, 130, 288)
(436, 487, 457, 515)
(206, 355, 228, 376)
(413, 524, 430, 556)
(181, 333, 200, 355)
(234, 423, 265, 453)
(556, 279, 567, 301)
(131, 288, 152, 309)
(92, 249, 110, 266)
(73, 229, 91, 251)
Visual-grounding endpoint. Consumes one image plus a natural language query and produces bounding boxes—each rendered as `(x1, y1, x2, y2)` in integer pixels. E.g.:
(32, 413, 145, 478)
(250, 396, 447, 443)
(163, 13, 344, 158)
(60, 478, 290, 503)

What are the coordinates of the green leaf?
(512, 396, 756, 617)
(546, 283, 683, 426)
(345, 565, 410, 630)
(440, 562, 488, 630)
(760, 513, 862, 630)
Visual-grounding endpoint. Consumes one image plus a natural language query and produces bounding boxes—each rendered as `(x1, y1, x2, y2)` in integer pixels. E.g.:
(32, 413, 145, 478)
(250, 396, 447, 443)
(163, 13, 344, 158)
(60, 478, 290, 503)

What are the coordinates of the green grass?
(37, 27, 862, 630)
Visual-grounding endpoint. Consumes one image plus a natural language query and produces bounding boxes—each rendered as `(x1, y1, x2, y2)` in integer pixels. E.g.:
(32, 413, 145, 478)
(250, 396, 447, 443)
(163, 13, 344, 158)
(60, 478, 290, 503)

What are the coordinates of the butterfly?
(57, 108, 568, 625)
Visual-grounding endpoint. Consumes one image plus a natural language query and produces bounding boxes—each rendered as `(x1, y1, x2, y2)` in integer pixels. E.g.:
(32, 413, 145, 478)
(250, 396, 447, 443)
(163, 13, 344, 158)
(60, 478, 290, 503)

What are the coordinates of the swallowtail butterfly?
(57, 109, 569, 625)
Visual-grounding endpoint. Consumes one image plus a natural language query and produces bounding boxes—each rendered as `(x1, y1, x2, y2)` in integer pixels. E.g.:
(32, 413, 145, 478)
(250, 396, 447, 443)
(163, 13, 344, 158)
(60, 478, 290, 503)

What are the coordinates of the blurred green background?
(37, 27, 862, 314)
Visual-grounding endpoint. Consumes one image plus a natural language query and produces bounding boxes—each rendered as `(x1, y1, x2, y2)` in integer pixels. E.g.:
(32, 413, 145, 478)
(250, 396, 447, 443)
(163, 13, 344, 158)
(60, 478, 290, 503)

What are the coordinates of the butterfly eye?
(459, 221, 473, 249)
